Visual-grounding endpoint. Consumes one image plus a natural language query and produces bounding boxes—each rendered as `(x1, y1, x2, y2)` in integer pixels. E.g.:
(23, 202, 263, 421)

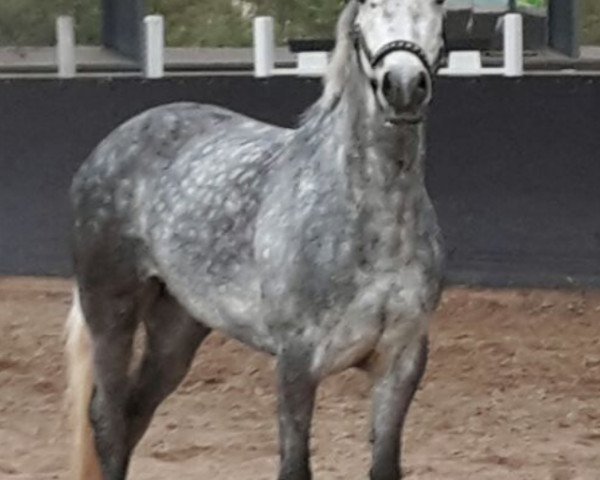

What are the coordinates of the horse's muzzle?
(380, 63, 431, 118)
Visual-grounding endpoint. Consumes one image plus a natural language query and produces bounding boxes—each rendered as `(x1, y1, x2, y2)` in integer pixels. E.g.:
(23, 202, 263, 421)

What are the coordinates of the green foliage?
(517, 0, 546, 7)
(582, 0, 600, 45)
(0, 0, 100, 46)
(0, 0, 344, 47)
(263, 0, 345, 42)
(148, 0, 344, 46)
(148, 0, 252, 47)
(0, 0, 599, 47)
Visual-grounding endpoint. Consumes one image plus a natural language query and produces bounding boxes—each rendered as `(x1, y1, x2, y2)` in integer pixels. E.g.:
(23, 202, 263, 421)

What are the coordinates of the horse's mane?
(320, 1, 359, 109)
(298, 1, 359, 128)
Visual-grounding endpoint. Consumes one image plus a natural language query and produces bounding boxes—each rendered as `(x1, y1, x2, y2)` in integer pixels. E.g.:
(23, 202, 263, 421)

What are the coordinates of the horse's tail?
(65, 286, 103, 480)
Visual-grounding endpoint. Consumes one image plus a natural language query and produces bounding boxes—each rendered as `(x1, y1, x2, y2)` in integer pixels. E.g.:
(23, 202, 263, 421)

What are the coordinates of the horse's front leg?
(369, 328, 429, 480)
(276, 345, 318, 480)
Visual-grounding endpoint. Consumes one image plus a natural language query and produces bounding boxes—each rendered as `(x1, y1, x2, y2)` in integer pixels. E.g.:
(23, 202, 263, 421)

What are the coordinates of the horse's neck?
(301, 69, 427, 205)
(328, 90, 428, 262)
(331, 89, 426, 203)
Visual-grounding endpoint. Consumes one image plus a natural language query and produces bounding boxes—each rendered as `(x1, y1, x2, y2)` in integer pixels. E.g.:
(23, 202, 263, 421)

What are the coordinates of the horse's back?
(72, 102, 283, 197)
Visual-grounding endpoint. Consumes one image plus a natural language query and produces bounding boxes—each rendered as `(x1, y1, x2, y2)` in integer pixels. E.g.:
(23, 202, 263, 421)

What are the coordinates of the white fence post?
(504, 13, 524, 77)
(254, 16, 275, 78)
(56, 16, 76, 78)
(144, 15, 165, 79)
(439, 12, 524, 77)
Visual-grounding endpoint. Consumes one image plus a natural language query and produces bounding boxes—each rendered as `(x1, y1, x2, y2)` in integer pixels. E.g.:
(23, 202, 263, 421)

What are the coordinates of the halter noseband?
(349, 24, 444, 79)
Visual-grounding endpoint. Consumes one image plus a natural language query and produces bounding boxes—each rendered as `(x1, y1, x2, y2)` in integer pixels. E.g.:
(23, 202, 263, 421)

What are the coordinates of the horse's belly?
(159, 272, 280, 354)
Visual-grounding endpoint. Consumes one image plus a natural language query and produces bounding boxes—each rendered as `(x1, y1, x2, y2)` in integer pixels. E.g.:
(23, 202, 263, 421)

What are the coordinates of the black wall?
(1, 76, 599, 288)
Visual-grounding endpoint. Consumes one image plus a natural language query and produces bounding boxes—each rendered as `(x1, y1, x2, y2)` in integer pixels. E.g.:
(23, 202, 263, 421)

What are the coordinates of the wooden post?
(56, 16, 76, 78)
(254, 17, 275, 78)
(504, 13, 524, 76)
(144, 15, 164, 78)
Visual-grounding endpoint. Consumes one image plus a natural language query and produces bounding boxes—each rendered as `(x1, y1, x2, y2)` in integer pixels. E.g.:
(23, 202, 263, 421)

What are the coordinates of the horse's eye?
(435, 0, 445, 4)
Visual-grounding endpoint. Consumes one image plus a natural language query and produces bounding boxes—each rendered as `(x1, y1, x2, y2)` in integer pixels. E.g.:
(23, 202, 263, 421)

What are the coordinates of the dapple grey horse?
(66, 1, 446, 479)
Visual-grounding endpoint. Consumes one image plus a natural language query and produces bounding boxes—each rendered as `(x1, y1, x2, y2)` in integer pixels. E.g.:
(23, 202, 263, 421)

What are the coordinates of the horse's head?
(351, 0, 446, 124)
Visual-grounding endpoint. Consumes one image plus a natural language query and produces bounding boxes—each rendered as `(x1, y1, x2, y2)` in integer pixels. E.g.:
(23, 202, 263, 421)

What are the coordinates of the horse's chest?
(361, 188, 443, 317)
(310, 261, 439, 376)
(308, 203, 442, 376)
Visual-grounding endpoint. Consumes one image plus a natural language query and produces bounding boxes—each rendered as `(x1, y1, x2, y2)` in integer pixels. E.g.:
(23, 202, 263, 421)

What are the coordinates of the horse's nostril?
(370, 79, 378, 94)
(417, 72, 428, 93)
(412, 71, 429, 107)
(382, 72, 393, 98)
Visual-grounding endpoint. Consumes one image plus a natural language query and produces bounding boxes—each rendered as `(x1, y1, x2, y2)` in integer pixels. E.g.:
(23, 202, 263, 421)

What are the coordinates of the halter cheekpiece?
(350, 24, 443, 78)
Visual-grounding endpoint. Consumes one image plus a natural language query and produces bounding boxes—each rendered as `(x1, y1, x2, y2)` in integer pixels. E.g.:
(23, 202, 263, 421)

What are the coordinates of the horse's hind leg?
(79, 288, 141, 480)
(126, 284, 211, 449)
(368, 326, 429, 480)
(68, 282, 209, 480)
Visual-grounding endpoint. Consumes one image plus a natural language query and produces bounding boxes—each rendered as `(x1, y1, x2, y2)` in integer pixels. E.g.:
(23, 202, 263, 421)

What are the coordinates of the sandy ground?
(1, 277, 600, 480)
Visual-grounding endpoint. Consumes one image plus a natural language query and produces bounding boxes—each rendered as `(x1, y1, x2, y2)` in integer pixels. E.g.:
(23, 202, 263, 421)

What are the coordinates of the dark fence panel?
(102, 0, 145, 61)
(548, 0, 580, 57)
(428, 76, 600, 287)
(0, 76, 599, 288)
